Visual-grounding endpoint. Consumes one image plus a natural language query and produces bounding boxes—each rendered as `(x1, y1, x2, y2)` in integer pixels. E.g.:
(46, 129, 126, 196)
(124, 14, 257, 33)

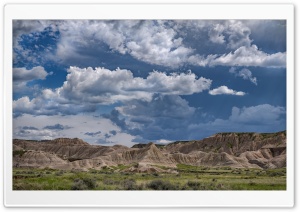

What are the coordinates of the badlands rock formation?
(13, 131, 286, 172)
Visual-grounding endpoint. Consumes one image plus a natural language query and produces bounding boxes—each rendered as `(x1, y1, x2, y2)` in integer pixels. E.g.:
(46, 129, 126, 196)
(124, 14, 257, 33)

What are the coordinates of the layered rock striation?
(13, 131, 286, 171)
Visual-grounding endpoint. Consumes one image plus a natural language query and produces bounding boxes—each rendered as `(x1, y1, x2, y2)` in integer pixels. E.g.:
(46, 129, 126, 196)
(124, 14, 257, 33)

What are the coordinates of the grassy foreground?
(13, 164, 286, 190)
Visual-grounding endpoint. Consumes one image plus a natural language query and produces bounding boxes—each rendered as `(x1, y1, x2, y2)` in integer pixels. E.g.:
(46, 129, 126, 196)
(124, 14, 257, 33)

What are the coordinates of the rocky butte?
(13, 131, 286, 173)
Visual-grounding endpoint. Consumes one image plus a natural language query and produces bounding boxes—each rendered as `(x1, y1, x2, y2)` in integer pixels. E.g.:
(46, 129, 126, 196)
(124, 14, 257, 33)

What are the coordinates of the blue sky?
(12, 20, 286, 146)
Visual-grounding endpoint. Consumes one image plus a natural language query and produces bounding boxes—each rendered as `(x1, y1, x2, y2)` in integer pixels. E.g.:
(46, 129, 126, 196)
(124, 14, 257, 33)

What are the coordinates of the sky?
(12, 20, 286, 147)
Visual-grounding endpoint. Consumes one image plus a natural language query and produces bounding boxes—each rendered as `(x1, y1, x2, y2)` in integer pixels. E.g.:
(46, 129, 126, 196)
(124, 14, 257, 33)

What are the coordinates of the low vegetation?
(13, 165, 286, 190)
(13, 150, 26, 157)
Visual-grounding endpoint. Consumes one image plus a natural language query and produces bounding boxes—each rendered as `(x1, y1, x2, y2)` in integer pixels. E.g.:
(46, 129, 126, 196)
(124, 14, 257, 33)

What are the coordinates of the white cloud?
(237, 68, 257, 85)
(229, 104, 285, 124)
(209, 86, 245, 96)
(14, 20, 286, 69)
(55, 67, 212, 104)
(13, 66, 52, 93)
(229, 67, 257, 85)
(188, 104, 286, 139)
(13, 20, 51, 40)
(13, 96, 36, 114)
(157, 139, 173, 144)
(210, 45, 286, 68)
(54, 20, 194, 68)
(208, 23, 225, 44)
(226, 20, 252, 49)
(13, 66, 49, 82)
(13, 67, 211, 116)
(13, 94, 97, 117)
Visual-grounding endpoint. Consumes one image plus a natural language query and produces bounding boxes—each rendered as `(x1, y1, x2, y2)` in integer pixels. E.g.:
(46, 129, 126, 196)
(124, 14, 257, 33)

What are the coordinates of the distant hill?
(132, 142, 165, 149)
(13, 131, 286, 172)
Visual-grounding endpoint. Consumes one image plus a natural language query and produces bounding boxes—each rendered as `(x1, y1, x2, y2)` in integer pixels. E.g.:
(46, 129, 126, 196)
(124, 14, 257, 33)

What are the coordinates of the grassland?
(13, 164, 286, 190)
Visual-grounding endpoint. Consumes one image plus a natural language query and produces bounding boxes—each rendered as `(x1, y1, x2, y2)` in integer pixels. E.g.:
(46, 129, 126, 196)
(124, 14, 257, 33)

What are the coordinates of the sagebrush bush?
(186, 181, 202, 190)
(103, 179, 116, 185)
(121, 179, 137, 190)
(147, 180, 177, 190)
(55, 170, 64, 176)
(82, 178, 97, 189)
(71, 179, 87, 190)
(71, 177, 97, 190)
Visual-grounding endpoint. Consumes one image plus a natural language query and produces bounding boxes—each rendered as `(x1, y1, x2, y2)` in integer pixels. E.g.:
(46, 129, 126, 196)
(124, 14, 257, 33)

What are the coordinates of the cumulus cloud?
(13, 66, 49, 82)
(124, 21, 193, 68)
(237, 68, 257, 85)
(14, 20, 286, 69)
(13, 66, 52, 93)
(112, 94, 198, 142)
(54, 20, 194, 68)
(229, 67, 257, 85)
(226, 20, 252, 49)
(209, 86, 246, 96)
(184, 20, 251, 49)
(188, 104, 286, 139)
(208, 24, 225, 44)
(229, 104, 285, 124)
(186, 46, 285, 68)
(13, 20, 54, 40)
(118, 94, 196, 120)
(210, 45, 286, 67)
(13, 95, 97, 117)
(13, 66, 207, 117)
(39, 67, 212, 106)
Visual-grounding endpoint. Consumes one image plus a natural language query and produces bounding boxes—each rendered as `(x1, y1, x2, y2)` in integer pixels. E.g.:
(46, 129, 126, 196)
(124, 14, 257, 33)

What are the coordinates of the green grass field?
(13, 164, 286, 190)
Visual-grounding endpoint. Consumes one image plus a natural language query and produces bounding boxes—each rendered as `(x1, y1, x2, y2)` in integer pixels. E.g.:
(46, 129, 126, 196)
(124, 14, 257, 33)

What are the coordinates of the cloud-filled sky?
(13, 20, 286, 147)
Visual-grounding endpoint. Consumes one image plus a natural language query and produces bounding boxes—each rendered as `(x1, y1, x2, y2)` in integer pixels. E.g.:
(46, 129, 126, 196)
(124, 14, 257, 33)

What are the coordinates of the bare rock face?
(13, 150, 68, 168)
(13, 131, 286, 171)
(49, 138, 89, 145)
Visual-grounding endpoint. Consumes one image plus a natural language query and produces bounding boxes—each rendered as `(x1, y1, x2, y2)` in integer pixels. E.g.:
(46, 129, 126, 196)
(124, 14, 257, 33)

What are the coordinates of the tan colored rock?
(12, 131, 286, 171)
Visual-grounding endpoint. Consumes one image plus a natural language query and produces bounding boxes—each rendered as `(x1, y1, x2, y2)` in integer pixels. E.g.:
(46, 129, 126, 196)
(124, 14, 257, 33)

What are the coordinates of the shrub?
(55, 170, 64, 176)
(13, 150, 26, 157)
(122, 179, 137, 190)
(249, 181, 256, 186)
(216, 183, 226, 189)
(36, 173, 44, 177)
(71, 179, 88, 190)
(147, 180, 177, 190)
(82, 178, 97, 189)
(89, 169, 98, 174)
(26, 171, 34, 175)
(103, 179, 117, 185)
(71, 177, 97, 190)
(267, 170, 285, 177)
(186, 181, 202, 190)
